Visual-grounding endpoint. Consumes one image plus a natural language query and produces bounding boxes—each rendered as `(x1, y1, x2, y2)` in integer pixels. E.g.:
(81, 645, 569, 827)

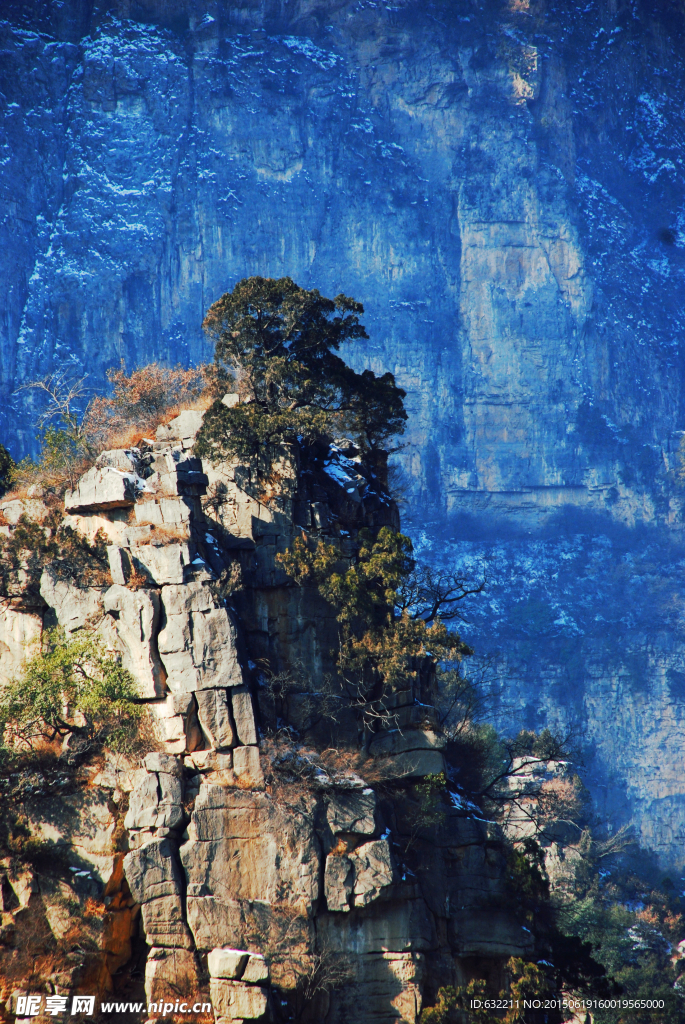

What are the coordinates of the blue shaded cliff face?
(2, 0, 685, 864)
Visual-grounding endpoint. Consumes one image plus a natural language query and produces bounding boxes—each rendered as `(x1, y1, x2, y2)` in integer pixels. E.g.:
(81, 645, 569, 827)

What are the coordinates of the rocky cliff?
(0, 408, 534, 1022)
(2, 0, 685, 865)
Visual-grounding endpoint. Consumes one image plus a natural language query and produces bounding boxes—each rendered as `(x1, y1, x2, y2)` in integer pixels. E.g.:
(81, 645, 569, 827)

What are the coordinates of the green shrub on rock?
(0, 628, 142, 754)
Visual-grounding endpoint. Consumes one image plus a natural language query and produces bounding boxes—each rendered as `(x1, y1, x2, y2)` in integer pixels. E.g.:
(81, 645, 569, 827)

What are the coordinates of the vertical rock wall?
(2, 0, 685, 867)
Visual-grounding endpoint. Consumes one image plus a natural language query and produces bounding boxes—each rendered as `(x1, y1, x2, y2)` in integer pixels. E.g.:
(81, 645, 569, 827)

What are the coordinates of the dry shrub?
(84, 362, 214, 452)
(5, 362, 214, 502)
(329, 836, 352, 856)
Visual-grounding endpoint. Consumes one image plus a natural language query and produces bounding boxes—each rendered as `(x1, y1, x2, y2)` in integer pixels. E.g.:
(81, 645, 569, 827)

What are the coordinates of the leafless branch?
(397, 564, 487, 624)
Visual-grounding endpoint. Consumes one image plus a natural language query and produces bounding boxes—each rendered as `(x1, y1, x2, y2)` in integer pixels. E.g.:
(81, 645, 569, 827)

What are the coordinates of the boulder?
(207, 948, 250, 979)
(324, 854, 354, 912)
(369, 729, 446, 757)
(65, 465, 139, 512)
(209, 979, 269, 1020)
(196, 689, 237, 749)
(350, 840, 394, 907)
(231, 689, 257, 745)
(326, 790, 376, 835)
(123, 839, 184, 904)
(141, 895, 193, 949)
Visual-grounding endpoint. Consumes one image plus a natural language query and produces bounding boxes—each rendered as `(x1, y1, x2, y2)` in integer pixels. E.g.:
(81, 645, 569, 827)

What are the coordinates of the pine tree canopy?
(195, 276, 407, 464)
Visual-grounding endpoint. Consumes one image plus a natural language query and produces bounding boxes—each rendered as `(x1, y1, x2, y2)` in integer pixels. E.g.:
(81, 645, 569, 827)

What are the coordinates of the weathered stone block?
(242, 954, 269, 984)
(207, 948, 250, 979)
(324, 854, 354, 912)
(157, 410, 204, 443)
(124, 772, 160, 830)
(159, 497, 193, 524)
(232, 745, 263, 786)
(448, 910, 534, 957)
(145, 947, 201, 1004)
(209, 979, 268, 1020)
(144, 752, 183, 777)
(126, 524, 155, 545)
(95, 449, 137, 472)
(231, 689, 257, 745)
(107, 544, 132, 585)
(0, 498, 46, 524)
(141, 895, 193, 949)
(329, 952, 425, 1024)
(104, 585, 164, 698)
(162, 582, 214, 615)
(158, 586, 243, 693)
(188, 750, 233, 772)
(317, 900, 436, 954)
(180, 790, 319, 921)
(196, 689, 237, 749)
(123, 839, 184, 903)
(350, 840, 394, 907)
(65, 465, 138, 512)
(326, 790, 376, 835)
(131, 542, 188, 585)
(40, 572, 103, 634)
(135, 499, 164, 525)
(24, 788, 118, 884)
(192, 608, 244, 689)
(186, 896, 244, 951)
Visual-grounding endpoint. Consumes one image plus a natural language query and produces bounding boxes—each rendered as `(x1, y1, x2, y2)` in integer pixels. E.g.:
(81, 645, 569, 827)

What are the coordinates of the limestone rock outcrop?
(0, 408, 537, 1021)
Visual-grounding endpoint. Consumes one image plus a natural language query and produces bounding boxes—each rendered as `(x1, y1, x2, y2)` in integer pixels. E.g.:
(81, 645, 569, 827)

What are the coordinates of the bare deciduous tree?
(396, 563, 487, 623)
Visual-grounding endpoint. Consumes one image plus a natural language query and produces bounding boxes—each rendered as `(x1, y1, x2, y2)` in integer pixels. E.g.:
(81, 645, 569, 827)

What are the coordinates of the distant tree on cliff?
(195, 276, 407, 464)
